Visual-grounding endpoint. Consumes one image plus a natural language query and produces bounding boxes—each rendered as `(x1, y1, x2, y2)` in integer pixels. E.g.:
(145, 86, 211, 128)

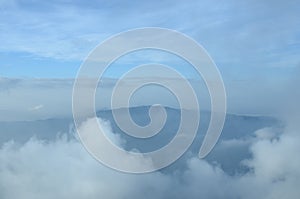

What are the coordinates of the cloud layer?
(0, 116, 299, 199)
(0, 76, 288, 121)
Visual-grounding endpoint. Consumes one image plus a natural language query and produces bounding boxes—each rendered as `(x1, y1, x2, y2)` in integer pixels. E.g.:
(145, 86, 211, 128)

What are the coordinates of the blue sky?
(0, 0, 299, 79)
(0, 0, 300, 119)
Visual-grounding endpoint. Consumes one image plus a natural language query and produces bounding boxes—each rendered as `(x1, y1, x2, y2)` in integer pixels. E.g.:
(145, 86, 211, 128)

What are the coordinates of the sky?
(0, 0, 299, 119)
(0, 0, 299, 79)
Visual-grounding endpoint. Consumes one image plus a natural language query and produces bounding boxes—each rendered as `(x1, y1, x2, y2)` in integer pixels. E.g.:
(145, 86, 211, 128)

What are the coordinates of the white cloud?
(0, 115, 300, 199)
(28, 104, 44, 111)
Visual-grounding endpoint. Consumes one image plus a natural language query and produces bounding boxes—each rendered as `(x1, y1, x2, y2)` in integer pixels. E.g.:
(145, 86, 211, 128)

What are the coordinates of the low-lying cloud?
(0, 76, 287, 121)
(0, 117, 299, 199)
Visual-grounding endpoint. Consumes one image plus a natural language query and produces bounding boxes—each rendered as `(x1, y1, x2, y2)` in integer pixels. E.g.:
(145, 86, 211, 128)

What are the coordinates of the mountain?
(0, 106, 280, 174)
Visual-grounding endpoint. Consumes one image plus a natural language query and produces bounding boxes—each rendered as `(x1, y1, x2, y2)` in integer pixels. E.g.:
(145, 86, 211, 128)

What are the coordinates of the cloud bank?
(0, 117, 299, 199)
(0, 76, 288, 121)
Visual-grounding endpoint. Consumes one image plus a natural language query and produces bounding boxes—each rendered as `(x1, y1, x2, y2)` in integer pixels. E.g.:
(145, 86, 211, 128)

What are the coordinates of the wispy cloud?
(28, 104, 44, 111)
(0, 0, 299, 69)
(0, 75, 291, 121)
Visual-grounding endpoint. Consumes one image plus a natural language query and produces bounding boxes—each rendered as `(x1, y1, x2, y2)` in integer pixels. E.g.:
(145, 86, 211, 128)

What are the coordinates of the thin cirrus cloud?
(0, 0, 299, 70)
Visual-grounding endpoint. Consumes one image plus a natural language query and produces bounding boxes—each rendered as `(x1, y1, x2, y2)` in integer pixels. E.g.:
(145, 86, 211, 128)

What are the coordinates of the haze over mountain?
(0, 106, 281, 175)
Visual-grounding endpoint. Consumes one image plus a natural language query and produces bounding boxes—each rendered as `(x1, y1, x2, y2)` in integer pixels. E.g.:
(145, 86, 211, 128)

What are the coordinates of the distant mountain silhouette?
(0, 106, 280, 175)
